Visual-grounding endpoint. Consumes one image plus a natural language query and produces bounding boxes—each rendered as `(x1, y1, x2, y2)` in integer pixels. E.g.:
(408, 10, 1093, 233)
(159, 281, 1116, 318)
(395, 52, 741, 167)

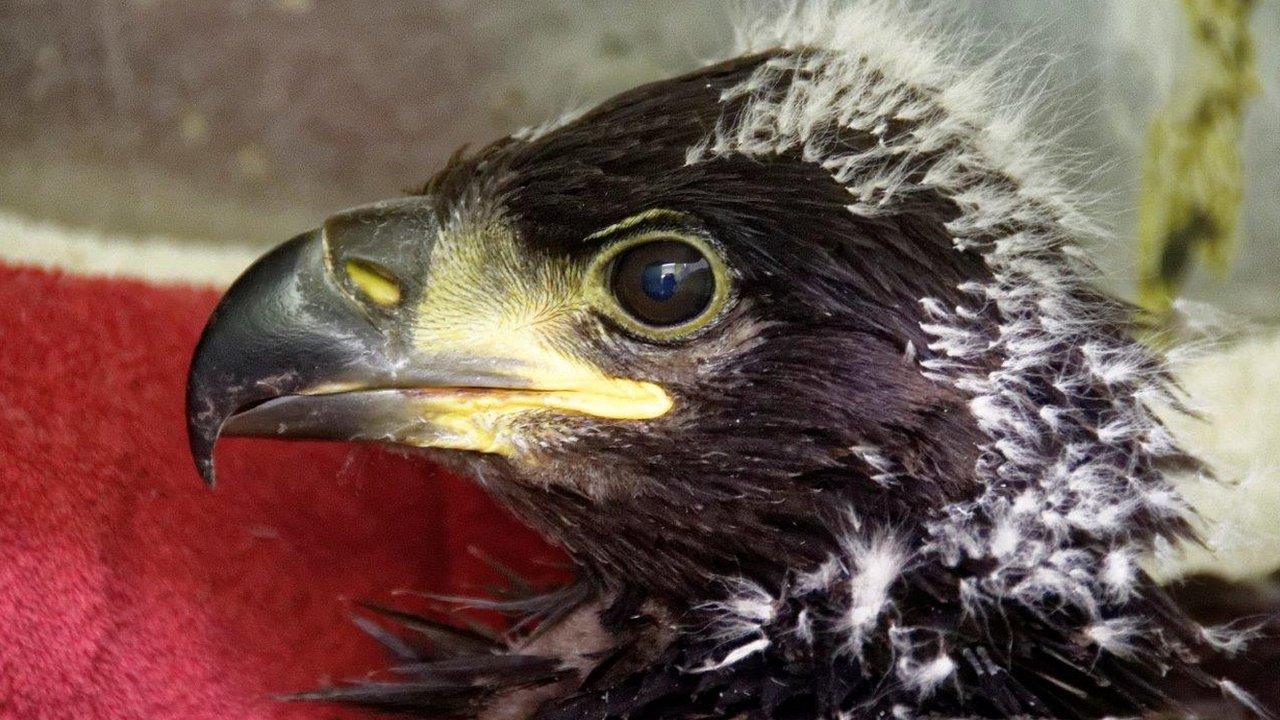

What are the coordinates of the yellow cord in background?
(1135, 0, 1259, 313)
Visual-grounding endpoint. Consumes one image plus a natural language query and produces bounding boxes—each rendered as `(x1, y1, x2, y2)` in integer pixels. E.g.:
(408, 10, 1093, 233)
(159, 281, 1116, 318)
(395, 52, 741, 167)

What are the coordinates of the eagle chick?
(185, 3, 1276, 719)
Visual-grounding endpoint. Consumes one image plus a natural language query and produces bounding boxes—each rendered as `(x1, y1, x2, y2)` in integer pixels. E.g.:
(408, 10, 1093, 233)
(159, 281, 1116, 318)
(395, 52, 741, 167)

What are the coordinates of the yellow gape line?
(402, 381, 673, 456)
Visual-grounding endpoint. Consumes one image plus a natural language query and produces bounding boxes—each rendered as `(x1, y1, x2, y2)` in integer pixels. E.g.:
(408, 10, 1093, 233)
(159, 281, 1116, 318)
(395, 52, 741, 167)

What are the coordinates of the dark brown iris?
(610, 240, 714, 327)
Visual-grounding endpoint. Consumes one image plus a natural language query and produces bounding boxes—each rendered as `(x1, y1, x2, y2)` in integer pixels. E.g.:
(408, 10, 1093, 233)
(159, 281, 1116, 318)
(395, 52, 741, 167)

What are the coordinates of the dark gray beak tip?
(184, 202, 448, 486)
(183, 227, 395, 489)
(183, 233, 322, 490)
(186, 350, 232, 489)
(186, 404, 221, 488)
(194, 451, 219, 489)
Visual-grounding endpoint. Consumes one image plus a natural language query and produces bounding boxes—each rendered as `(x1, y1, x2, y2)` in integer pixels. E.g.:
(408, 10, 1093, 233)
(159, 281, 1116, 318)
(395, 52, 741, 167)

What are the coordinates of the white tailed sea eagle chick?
(185, 3, 1277, 719)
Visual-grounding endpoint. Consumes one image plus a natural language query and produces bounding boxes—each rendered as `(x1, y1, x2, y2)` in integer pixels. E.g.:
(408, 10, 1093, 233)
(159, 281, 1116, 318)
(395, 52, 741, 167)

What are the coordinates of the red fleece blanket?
(0, 263, 564, 720)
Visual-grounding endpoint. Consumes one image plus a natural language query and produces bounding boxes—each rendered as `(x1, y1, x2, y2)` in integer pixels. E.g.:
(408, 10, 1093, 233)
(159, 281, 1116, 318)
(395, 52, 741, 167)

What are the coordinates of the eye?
(610, 240, 716, 327)
(586, 228, 732, 341)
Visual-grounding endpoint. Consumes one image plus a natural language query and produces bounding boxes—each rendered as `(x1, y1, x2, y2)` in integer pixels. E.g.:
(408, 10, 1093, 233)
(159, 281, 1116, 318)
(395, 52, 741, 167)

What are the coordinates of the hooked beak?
(186, 200, 671, 487)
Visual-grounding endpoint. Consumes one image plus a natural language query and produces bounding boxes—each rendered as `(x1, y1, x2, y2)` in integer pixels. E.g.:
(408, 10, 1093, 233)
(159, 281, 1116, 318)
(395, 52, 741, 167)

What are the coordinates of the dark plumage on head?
(416, 50, 995, 600)
(185, 3, 1275, 719)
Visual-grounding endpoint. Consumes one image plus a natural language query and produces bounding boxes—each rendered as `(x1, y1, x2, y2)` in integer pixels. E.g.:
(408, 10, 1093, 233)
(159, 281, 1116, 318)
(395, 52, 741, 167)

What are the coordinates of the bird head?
(187, 9, 1186, 619)
(187, 50, 992, 600)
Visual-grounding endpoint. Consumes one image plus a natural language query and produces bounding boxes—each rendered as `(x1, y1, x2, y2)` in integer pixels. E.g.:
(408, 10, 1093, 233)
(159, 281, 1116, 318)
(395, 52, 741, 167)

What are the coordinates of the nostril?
(344, 258, 402, 307)
(321, 198, 435, 309)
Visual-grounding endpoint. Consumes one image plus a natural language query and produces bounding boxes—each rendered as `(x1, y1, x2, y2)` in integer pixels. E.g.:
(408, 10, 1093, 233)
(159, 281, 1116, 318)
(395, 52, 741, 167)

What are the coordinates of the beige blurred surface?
(0, 0, 732, 244)
(1162, 332, 1280, 581)
(0, 207, 255, 285)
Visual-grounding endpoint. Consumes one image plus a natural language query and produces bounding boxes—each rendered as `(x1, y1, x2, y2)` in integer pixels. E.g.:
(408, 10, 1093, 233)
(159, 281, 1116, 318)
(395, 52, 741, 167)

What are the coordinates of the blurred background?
(0, 0, 1277, 316)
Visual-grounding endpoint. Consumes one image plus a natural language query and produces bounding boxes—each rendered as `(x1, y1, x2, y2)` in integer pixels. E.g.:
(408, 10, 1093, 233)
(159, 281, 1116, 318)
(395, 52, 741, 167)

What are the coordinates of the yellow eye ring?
(585, 230, 733, 342)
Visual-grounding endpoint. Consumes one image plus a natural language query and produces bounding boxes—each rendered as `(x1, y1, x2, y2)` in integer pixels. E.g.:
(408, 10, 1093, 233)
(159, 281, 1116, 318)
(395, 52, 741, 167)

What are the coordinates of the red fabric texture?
(0, 263, 565, 720)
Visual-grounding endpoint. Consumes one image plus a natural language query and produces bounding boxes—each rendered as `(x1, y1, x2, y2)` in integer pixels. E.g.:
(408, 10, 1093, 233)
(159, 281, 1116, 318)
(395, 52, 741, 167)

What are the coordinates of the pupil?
(642, 263, 681, 301)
